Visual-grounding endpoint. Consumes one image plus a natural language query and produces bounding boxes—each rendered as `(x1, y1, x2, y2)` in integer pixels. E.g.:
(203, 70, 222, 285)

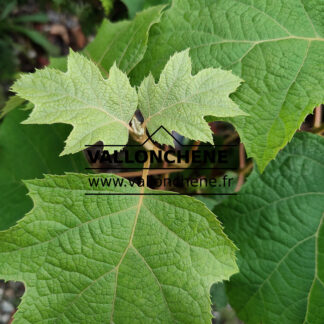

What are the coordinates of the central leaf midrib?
(109, 188, 144, 323)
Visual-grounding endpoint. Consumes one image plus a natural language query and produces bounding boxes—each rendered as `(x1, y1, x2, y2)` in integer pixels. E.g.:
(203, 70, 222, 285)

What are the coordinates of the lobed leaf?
(139, 50, 245, 146)
(0, 173, 238, 323)
(12, 51, 138, 155)
(12, 50, 244, 154)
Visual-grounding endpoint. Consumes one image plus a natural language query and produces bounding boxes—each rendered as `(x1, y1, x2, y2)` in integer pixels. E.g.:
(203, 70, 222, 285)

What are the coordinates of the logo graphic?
(84, 126, 239, 196)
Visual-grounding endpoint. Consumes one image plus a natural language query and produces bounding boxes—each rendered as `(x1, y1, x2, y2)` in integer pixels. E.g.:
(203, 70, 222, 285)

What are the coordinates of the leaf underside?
(0, 174, 238, 323)
(12, 51, 138, 155)
(12, 50, 244, 155)
(132, 0, 324, 171)
(138, 50, 244, 145)
(217, 132, 324, 324)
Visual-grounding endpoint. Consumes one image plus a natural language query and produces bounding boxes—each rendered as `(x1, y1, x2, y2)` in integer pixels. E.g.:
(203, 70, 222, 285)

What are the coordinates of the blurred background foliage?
(0, 0, 128, 108)
(0, 0, 175, 103)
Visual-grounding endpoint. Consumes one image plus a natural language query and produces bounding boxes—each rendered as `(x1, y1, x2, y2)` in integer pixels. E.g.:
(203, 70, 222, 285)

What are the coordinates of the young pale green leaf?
(217, 132, 324, 324)
(0, 109, 89, 231)
(12, 51, 137, 155)
(0, 173, 238, 323)
(12, 49, 244, 153)
(139, 50, 245, 146)
(132, 0, 324, 172)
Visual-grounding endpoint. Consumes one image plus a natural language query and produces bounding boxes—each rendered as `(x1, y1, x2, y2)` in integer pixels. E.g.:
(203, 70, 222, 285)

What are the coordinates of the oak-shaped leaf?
(12, 50, 244, 154)
(0, 173, 238, 323)
(139, 50, 245, 145)
(12, 51, 138, 155)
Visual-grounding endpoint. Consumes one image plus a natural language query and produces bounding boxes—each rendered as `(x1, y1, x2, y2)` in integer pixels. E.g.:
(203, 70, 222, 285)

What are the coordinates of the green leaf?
(0, 0, 16, 20)
(0, 173, 238, 323)
(11, 25, 59, 56)
(47, 6, 164, 76)
(210, 283, 228, 311)
(0, 108, 89, 231)
(132, 0, 324, 171)
(12, 50, 244, 154)
(139, 50, 245, 146)
(121, 0, 145, 18)
(0, 39, 17, 82)
(12, 50, 138, 155)
(99, 0, 114, 16)
(0, 95, 25, 118)
(13, 13, 48, 23)
(84, 5, 165, 75)
(305, 214, 324, 324)
(196, 172, 238, 213)
(217, 132, 324, 324)
(121, 0, 170, 18)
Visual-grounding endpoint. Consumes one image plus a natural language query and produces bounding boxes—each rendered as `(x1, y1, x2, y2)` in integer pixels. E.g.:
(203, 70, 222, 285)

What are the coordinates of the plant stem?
(160, 145, 170, 190)
(223, 132, 239, 145)
(116, 168, 183, 179)
(314, 105, 323, 128)
(235, 143, 246, 192)
(130, 131, 191, 169)
(142, 151, 151, 187)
